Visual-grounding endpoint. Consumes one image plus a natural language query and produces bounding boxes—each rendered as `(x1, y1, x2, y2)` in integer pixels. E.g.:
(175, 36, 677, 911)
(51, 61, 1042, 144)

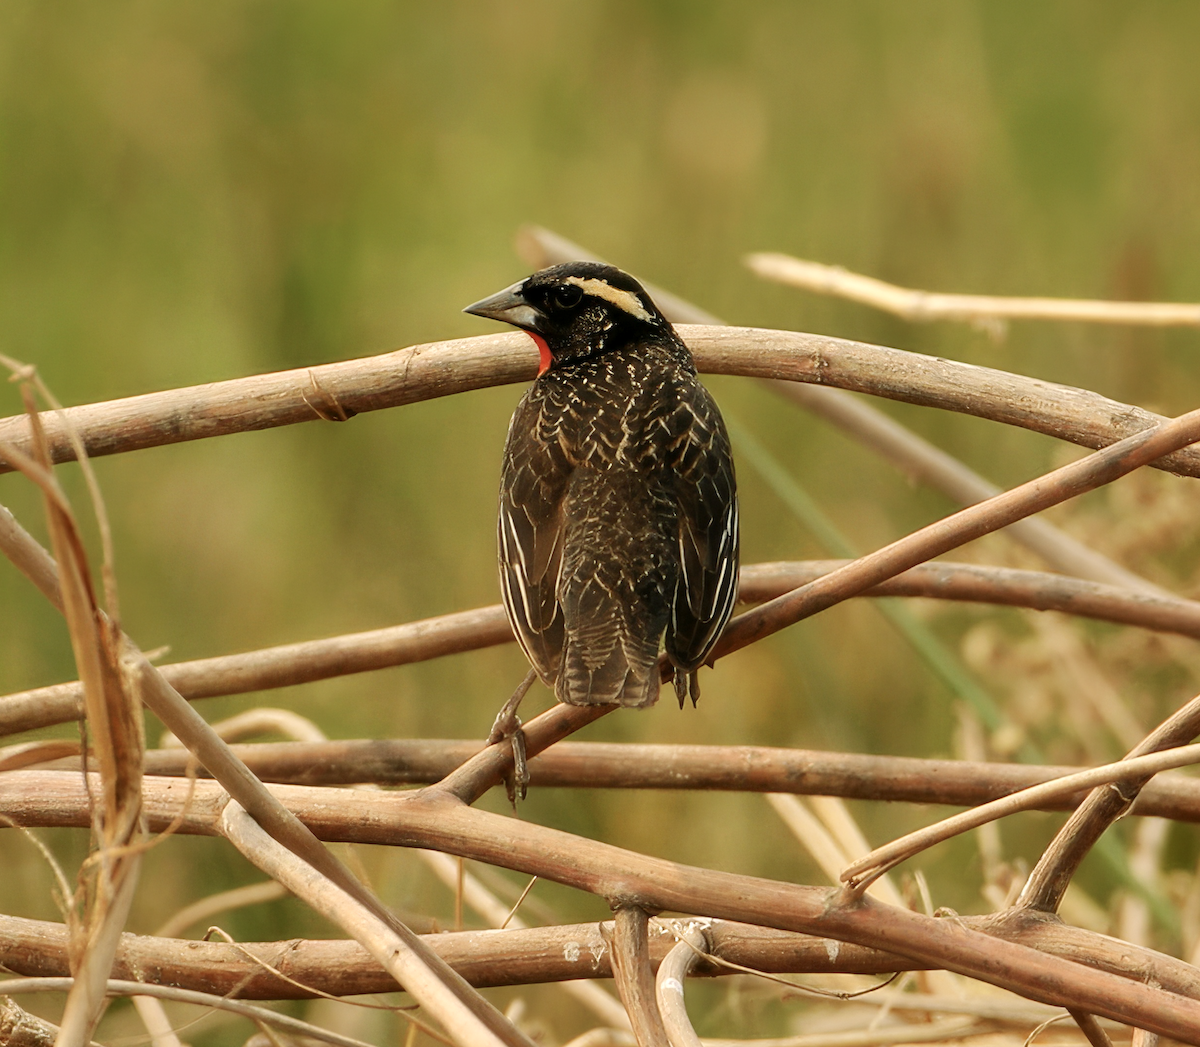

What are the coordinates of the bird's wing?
(665, 385, 740, 671)
(498, 393, 571, 682)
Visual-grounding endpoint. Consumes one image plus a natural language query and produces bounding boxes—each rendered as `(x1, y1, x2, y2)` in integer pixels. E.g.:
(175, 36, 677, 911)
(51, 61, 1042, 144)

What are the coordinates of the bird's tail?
(556, 636, 660, 708)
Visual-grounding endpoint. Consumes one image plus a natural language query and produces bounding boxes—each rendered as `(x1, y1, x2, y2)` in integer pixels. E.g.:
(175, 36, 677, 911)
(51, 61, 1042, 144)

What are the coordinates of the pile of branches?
(3, 228, 1200, 1047)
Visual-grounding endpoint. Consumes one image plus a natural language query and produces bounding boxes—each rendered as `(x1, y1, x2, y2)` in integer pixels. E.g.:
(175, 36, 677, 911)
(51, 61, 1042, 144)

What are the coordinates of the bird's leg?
(488, 667, 538, 803)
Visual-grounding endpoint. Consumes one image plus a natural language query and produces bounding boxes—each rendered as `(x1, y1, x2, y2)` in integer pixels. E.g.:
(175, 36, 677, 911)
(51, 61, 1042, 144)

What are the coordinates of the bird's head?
(464, 262, 669, 375)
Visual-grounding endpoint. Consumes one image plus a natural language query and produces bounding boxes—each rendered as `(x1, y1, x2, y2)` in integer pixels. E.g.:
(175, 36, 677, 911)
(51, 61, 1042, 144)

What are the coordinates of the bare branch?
(654, 924, 706, 1047)
(610, 908, 668, 1047)
(746, 252, 1200, 328)
(842, 742, 1200, 890)
(716, 408, 1200, 659)
(123, 738, 1200, 823)
(5, 327, 1200, 478)
(11, 558, 1200, 738)
(0, 978, 380, 1047)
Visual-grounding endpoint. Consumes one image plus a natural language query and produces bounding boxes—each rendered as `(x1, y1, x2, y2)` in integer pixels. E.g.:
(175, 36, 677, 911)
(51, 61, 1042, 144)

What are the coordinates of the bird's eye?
(551, 285, 584, 310)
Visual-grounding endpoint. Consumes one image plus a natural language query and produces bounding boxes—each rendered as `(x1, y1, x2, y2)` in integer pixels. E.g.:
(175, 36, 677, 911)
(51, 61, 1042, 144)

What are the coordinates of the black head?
(464, 262, 670, 373)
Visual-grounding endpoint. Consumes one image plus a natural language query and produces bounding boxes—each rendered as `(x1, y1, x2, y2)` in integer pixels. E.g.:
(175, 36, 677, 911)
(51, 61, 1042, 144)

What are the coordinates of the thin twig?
(746, 252, 1200, 327)
(841, 743, 1200, 891)
(714, 407, 1200, 660)
(1020, 692, 1200, 913)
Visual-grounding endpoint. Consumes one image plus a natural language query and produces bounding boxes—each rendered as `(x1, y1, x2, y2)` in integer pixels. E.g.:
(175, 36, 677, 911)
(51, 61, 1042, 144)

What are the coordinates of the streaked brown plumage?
(465, 262, 738, 708)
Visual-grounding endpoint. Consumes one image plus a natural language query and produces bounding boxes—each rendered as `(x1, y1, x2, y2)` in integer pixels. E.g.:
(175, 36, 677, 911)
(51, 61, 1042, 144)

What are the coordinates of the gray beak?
(463, 280, 546, 332)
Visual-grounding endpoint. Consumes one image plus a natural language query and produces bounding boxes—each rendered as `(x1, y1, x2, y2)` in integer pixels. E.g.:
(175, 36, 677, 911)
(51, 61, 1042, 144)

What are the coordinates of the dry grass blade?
(842, 743, 1200, 890)
(746, 251, 1200, 328)
(0, 467, 530, 1046)
(0, 362, 145, 1047)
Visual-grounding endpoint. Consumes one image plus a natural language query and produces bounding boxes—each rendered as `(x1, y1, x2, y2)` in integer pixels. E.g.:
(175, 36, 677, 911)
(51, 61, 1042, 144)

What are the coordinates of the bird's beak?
(463, 280, 546, 333)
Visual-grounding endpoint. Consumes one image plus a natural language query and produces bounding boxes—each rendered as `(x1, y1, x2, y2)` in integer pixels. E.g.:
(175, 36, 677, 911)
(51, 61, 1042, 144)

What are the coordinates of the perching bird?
(464, 261, 739, 708)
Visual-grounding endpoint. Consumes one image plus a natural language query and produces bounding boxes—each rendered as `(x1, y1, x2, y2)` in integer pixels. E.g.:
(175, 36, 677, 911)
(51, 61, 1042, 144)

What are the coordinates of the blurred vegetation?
(2, 2, 1200, 1043)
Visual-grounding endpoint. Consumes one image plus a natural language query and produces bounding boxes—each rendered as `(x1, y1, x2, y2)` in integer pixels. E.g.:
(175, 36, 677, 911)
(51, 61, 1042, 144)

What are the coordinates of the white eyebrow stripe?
(564, 276, 653, 321)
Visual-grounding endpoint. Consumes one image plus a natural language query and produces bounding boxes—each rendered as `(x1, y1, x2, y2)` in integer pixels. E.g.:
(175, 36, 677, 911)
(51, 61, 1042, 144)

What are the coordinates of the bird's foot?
(488, 668, 537, 804)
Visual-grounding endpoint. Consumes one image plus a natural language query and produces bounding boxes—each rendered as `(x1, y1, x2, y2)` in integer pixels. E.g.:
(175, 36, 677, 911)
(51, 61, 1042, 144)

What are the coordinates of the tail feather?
(557, 636, 660, 707)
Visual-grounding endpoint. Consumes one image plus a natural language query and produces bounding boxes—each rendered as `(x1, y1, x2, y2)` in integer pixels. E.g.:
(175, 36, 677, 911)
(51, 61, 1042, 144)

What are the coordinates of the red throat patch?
(528, 332, 553, 377)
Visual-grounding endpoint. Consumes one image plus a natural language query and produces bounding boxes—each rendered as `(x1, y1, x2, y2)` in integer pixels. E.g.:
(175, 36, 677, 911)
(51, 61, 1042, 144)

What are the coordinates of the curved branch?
(4, 327, 1200, 476)
(1019, 691, 1200, 913)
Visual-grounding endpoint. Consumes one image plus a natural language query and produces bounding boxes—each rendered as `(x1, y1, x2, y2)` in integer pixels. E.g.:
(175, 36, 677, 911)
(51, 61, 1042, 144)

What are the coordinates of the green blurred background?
(3, 2, 1200, 1042)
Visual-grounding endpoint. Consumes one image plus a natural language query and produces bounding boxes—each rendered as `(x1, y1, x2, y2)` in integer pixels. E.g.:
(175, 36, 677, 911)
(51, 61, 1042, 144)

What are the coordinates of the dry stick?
(745, 252, 1200, 328)
(609, 907, 670, 1047)
(840, 743, 1200, 891)
(130, 738, 1200, 823)
(12, 557, 1200, 739)
(654, 925, 707, 1047)
(0, 506, 534, 1047)
(0, 912, 924, 997)
(0, 979, 379, 1047)
(6, 907, 1199, 1008)
(768, 381, 1162, 595)
(220, 801, 506, 1047)
(1069, 1010, 1116, 1047)
(1019, 691, 1200, 914)
(6, 773, 1200, 1040)
(520, 225, 1159, 594)
(714, 407, 1200, 660)
(5, 328, 1200, 479)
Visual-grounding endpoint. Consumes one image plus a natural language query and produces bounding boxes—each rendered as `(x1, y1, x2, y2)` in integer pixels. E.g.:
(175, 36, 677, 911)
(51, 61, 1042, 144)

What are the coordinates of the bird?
(464, 261, 739, 709)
